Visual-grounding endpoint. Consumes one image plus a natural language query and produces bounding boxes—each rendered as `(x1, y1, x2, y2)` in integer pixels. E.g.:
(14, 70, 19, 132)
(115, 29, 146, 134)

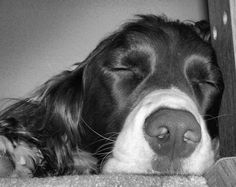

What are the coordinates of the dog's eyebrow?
(183, 54, 212, 82)
(106, 43, 157, 73)
(184, 54, 210, 66)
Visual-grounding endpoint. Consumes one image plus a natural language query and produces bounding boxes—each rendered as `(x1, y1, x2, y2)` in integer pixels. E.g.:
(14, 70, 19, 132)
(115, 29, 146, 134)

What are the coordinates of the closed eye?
(110, 67, 133, 72)
(109, 66, 146, 80)
(191, 79, 220, 94)
(191, 79, 217, 88)
(202, 81, 216, 87)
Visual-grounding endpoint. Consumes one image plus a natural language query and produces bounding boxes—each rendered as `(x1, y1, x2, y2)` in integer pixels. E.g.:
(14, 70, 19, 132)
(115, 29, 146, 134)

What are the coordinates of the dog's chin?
(102, 154, 213, 175)
(150, 156, 183, 174)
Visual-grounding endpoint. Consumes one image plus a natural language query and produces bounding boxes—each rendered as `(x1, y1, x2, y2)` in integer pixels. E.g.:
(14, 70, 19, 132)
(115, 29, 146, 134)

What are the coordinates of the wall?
(0, 0, 208, 103)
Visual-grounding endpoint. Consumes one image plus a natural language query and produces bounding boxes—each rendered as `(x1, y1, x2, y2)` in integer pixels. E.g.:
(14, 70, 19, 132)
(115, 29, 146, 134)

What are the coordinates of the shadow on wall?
(0, 0, 208, 102)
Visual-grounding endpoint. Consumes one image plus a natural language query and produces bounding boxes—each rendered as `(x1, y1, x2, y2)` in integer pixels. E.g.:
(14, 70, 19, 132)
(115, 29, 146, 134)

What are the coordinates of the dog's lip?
(150, 155, 183, 174)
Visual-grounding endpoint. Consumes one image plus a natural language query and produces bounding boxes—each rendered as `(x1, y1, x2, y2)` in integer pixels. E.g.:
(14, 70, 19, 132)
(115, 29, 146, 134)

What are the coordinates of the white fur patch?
(102, 87, 215, 174)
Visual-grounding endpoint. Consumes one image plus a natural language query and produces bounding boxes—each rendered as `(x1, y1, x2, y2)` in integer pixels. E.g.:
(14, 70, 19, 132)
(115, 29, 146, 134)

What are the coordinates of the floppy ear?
(1, 61, 87, 141)
(31, 61, 87, 143)
(0, 26, 119, 175)
(0, 61, 89, 175)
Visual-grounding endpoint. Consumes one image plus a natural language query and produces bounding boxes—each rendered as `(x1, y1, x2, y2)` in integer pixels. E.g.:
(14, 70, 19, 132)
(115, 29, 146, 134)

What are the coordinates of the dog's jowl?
(0, 15, 224, 177)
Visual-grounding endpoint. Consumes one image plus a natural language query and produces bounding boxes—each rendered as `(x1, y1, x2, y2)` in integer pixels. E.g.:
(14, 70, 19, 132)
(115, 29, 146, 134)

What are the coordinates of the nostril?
(156, 127, 168, 137)
(156, 127, 169, 140)
(184, 130, 201, 143)
(146, 125, 170, 140)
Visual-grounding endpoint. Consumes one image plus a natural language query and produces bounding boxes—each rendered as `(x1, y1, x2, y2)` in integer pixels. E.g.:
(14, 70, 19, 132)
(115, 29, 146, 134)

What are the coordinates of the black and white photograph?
(0, 0, 235, 186)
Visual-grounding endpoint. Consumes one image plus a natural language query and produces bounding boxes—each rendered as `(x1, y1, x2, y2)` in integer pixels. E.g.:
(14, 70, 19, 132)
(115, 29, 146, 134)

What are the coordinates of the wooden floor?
(205, 157, 236, 187)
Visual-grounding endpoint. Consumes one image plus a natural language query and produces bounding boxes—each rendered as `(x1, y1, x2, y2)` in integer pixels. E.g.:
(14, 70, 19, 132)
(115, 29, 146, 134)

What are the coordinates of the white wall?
(0, 0, 208, 102)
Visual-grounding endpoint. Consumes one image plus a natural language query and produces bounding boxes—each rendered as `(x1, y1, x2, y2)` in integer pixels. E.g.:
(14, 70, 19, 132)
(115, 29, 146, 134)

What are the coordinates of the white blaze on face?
(102, 87, 215, 174)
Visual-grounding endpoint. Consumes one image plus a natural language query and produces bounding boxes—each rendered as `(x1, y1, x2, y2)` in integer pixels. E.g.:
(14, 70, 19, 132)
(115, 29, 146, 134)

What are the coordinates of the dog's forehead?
(105, 19, 212, 68)
(89, 17, 214, 93)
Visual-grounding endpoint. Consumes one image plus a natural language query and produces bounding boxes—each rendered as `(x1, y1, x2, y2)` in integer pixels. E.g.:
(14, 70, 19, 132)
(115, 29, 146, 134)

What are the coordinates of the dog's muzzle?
(144, 108, 201, 172)
(103, 88, 214, 175)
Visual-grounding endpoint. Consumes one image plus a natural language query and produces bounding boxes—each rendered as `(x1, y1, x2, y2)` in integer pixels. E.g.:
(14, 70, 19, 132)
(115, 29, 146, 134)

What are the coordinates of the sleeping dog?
(0, 15, 224, 177)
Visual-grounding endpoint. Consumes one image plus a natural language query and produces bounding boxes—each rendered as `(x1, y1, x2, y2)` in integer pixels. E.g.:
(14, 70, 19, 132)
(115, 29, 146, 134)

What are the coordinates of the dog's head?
(8, 15, 223, 176)
(79, 15, 223, 175)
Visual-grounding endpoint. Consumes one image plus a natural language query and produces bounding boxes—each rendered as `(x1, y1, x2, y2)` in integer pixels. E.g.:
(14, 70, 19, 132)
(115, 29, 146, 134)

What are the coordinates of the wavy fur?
(0, 15, 223, 177)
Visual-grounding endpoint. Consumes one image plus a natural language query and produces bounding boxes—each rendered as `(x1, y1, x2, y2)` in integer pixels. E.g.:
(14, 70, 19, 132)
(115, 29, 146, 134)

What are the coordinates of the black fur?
(0, 15, 224, 177)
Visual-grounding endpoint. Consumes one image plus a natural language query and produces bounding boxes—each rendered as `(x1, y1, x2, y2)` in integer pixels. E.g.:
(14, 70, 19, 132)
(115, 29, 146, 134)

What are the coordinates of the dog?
(0, 15, 224, 177)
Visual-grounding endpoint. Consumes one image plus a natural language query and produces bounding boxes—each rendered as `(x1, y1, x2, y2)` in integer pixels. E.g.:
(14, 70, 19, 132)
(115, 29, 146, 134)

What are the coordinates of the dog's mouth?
(149, 155, 183, 174)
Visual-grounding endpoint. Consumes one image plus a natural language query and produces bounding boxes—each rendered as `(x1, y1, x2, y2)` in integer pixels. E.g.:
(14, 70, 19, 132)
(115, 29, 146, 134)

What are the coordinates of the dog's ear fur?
(0, 26, 118, 176)
(1, 62, 86, 140)
(193, 20, 211, 42)
(31, 61, 87, 143)
(0, 61, 90, 175)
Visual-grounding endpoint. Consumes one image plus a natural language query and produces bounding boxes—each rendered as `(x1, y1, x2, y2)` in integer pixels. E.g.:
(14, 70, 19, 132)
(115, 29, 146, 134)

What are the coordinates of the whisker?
(81, 117, 114, 142)
(103, 131, 119, 137)
(85, 137, 113, 148)
(95, 145, 113, 155)
(95, 149, 113, 157)
(95, 142, 114, 155)
(99, 150, 113, 172)
(86, 132, 118, 148)
(203, 113, 233, 121)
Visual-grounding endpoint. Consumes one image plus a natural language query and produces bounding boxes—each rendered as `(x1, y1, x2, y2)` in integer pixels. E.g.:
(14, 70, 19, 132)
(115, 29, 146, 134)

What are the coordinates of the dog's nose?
(144, 108, 201, 159)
